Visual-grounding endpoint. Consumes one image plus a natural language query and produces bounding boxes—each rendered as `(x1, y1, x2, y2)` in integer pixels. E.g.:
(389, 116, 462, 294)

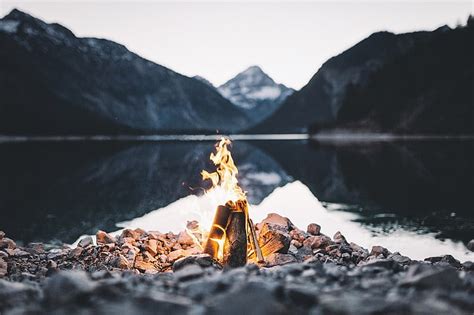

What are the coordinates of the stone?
(78, 236, 93, 248)
(96, 230, 116, 244)
(0, 237, 16, 250)
(174, 264, 204, 281)
(168, 249, 186, 262)
(68, 246, 83, 259)
(307, 223, 321, 235)
(467, 239, 474, 252)
(390, 253, 411, 264)
(134, 257, 155, 272)
(333, 231, 348, 244)
(145, 239, 159, 256)
(424, 255, 462, 268)
(400, 264, 462, 288)
(257, 213, 295, 231)
(26, 242, 45, 254)
(370, 245, 389, 257)
(0, 279, 40, 310)
(265, 253, 297, 267)
(462, 261, 474, 271)
(121, 229, 142, 240)
(44, 270, 95, 304)
(209, 281, 287, 315)
(0, 231, 4, 239)
(115, 254, 130, 269)
(303, 235, 332, 249)
(0, 257, 7, 277)
(173, 254, 214, 272)
(177, 231, 195, 246)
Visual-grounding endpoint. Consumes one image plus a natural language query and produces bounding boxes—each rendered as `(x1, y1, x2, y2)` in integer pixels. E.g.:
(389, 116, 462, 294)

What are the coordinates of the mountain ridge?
(0, 9, 249, 135)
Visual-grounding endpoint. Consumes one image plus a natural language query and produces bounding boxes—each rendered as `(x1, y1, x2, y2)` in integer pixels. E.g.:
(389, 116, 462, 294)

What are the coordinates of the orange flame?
(201, 137, 246, 202)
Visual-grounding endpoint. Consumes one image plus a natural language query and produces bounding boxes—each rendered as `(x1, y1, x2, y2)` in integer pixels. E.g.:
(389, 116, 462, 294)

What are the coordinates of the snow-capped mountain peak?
(218, 66, 294, 110)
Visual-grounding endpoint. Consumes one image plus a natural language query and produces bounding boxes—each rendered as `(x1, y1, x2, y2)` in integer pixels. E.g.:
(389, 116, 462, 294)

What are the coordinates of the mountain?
(0, 9, 249, 135)
(332, 20, 473, 134)
(217, 66, 294, 123)
(252, 21, 473, 134)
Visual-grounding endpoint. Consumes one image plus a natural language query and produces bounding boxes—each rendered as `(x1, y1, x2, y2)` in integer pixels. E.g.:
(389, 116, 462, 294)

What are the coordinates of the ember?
(200, 138, 263, 267)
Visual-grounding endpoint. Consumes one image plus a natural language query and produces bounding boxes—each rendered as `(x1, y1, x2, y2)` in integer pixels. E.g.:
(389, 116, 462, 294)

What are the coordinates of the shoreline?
(1, 213, 473, 314)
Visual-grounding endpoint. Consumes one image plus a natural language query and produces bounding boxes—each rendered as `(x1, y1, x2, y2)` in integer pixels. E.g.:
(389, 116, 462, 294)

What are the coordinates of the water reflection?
(1, 139, 473, 258)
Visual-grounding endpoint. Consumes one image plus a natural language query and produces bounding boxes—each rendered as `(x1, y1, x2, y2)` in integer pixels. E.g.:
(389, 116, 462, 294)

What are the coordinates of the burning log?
(223, 210, 247, 267)
(203, 204, 232, 259)
(204, 200, 249, 267)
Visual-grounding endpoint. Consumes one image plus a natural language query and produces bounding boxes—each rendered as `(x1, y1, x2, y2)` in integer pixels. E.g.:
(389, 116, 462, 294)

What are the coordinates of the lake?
(0, 136, 473, 261)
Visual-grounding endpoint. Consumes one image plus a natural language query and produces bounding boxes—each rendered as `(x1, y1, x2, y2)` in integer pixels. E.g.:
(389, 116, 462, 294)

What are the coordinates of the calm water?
(0, 137, 473, 260)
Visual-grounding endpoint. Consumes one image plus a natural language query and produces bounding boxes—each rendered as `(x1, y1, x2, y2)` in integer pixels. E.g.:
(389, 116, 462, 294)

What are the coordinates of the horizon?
(1, 1, 472, 89)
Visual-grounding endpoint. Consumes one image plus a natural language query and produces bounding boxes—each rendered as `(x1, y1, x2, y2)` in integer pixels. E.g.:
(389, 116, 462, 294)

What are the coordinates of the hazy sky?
(1, 1, 472, 89)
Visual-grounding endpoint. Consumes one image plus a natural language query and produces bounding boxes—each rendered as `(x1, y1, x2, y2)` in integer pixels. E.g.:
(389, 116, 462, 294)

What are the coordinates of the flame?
(201, 137, 246, 203)
(198, 137, 248, 261)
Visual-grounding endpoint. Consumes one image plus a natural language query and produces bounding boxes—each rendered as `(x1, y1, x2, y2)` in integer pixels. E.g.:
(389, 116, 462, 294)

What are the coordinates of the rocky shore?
(1, 214, 473, 314)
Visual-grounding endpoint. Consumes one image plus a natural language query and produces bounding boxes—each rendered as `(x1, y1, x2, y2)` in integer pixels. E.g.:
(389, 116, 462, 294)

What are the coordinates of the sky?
(1, 1, 472, 89)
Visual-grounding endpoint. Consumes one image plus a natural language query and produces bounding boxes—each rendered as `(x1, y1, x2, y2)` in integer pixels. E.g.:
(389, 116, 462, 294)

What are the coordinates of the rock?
(115, 254, 130, 269)
(174, 264, 204, 281)
(0, 257, 7, 277)
(257, 213, 294, 231)
(424, 255, 462, 268)
(0, 237, 16, 250)
(467, 239, 474, 252)
(307, 223, 321, 235)
(44, 271, 95, 304)
(173, 254, 214, 272)
(265, 253, 297, 267)
(144, 239, 159, 256)
(0, 279, 40, 310)
(96, 230, 116, 244)
(333, 231, 348, 244)
(390, 253, 411, 264)
(134, 257, 155, 272)
(303, 235, 332, 249)
(177, 231, 195, 246)
(370, 245, 389, 257)
(78, 236, 94, 248)
(462, 261, 474, 271)
(208, 281, 287, 315)
(68, 246, 83, 259)
(168, 249, 186, 262)
(121, 229, 144, 240)
(0, 231, 4, 239)
(26, 242, 45, 254)
(47, 260, 57, 269)
(400, 264, 462, 288)
(285, 284, 317, 307)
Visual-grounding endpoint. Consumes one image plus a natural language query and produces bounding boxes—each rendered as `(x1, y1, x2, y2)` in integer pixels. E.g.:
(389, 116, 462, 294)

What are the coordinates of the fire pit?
(199, 138, 263, 267)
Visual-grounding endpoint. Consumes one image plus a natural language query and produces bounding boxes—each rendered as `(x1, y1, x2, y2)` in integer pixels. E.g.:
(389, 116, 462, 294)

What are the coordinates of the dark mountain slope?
(0, 9, 248, 134)
(335, 21, 473, 134)
(251, 28, 440, 133)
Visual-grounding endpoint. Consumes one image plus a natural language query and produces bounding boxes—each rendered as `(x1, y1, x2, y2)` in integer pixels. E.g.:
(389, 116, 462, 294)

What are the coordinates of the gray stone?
(424, 255, 462, 268)
(174, 264, 204, 282)
(265, 253, 297, 267)
(44, 270, 95, 304)
(399, 264, 462, 289)
(467, 239, 474, 252)
(208, 281, 287, 315)
(77, 236, 93, 248)
(173, 254, 215, 272)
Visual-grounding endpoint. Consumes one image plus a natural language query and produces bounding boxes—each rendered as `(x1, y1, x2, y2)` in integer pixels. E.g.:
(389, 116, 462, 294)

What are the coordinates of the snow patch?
(0, 20, 20, 33)
(246, 172, 282, 185)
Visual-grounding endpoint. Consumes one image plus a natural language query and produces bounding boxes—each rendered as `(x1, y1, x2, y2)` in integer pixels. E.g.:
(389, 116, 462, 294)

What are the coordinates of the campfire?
(198, 138, 263, 267)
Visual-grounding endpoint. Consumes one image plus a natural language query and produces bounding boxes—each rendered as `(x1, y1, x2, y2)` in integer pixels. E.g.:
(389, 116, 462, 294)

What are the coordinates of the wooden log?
(203, 205, 231, 259)
(222, 211, 247, 268)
